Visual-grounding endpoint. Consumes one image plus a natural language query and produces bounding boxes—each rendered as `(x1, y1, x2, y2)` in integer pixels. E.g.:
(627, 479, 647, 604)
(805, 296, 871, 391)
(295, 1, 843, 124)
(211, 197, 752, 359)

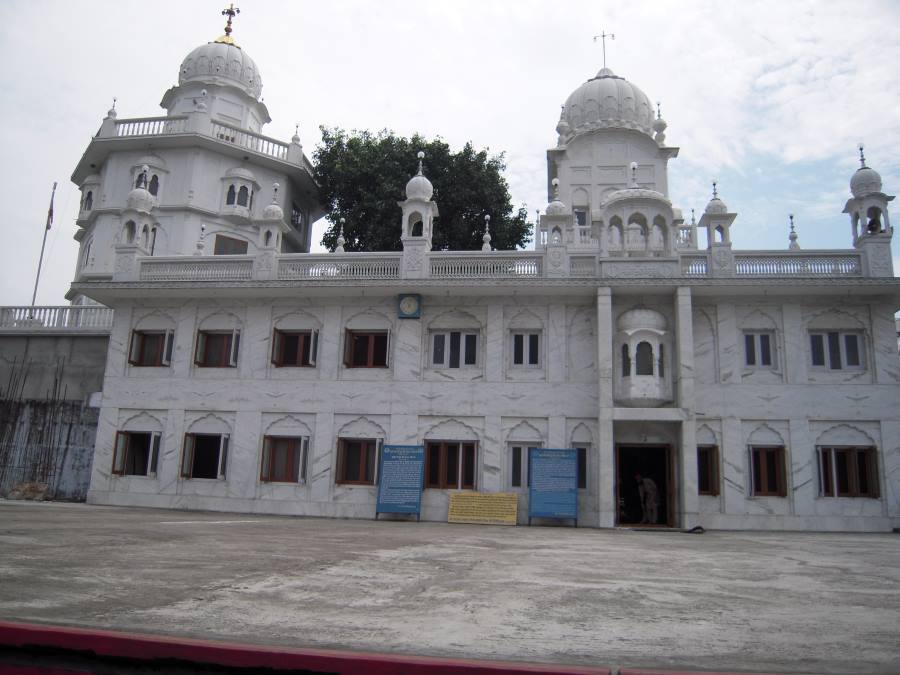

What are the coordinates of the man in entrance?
(635, 473, 659, 524)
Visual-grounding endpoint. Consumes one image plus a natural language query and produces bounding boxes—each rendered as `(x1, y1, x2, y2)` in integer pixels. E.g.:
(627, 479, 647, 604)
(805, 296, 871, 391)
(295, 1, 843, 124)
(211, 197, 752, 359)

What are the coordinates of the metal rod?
(30, 182, 57, 310)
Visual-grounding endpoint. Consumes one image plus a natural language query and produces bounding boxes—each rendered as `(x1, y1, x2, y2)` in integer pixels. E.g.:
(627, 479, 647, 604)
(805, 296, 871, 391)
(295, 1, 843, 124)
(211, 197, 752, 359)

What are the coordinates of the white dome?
(851, 166, 882, 198)
(125, 186, 153, 213)
(406, 173, 433, 201)
(603, 187, 670, 207)
(546, 198, 568, 216)
(262, 202, 284, 220)
(179, 40, 262, 100)
(705, 196, 728, 215)
(561, 68, 655, 140)
(617, 308, 667, 332)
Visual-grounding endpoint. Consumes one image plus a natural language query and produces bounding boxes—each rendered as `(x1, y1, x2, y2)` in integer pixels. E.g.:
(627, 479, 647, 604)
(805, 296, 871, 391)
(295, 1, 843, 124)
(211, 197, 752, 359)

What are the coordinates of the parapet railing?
(278, 253, 401, 280)
(140, 257, 254, 282)
(430, 252, 543, 278)
(0, 305, 113, 331)
(115, 116, 188, 137)
(109, 116, 300, 166)
(210, 121, 289, 161)
(733, 252, 862, 277)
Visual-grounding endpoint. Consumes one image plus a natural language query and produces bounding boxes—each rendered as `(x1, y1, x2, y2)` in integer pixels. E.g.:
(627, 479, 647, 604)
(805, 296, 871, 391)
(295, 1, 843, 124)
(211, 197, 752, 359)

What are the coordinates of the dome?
(851, 166, 882, 198)
(262, 203, 284, 220)
(560, 68, 655, 140)
(602, 187, 670, 208)
(406, 173, 433, 201)
(546, 198, 568, 216)
(705, 196, 728, 215)
(125, 186, 153, 213)
(179, 40, 263, 100)
(617, 308, 667, 333)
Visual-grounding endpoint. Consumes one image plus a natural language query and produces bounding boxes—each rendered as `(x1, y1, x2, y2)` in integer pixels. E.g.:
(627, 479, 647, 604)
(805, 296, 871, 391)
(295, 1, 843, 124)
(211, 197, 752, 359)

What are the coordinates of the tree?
(314, 128, 532, 252)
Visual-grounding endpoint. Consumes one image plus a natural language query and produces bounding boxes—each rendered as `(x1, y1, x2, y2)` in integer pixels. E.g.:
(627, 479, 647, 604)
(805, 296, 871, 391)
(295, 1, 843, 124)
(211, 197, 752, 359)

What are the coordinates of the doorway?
(616, 444, 675, 527)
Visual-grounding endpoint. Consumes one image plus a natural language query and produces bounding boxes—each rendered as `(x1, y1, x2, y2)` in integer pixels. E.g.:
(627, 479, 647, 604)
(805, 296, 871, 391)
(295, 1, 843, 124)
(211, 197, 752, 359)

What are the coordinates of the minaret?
(844, 145, 894, 277)
(698, 181, 737, 276)
(399, 152, 438, 279)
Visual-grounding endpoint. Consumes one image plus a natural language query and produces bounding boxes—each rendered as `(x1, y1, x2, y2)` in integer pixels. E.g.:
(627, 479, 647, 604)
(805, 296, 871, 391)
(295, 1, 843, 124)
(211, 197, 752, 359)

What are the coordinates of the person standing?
(635, 473, 659, 524)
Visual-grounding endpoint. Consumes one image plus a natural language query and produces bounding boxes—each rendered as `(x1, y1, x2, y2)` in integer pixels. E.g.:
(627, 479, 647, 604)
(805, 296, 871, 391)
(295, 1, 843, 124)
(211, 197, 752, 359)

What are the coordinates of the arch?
(344, 308, 392, 330)
(550, 226, 562, 244)
(696, 424, 719, 446)
(123, 220, 136, 244)
(423, 418, 480, 440)
(635, 341, 654, 375)
(237, 185, 250, 207)
(741, 308, 779, 330)
(337, 415, 387, 439)
(427, 309, 482, 331)
(83, 191, 93, 211)
(272, 308, 322, 331)
(506, 420, 543, 443)
(715, 225, 725, 243)
(226, 185, 236, 206)
(407, 211, 424, 237)
(866, 206, 882, 233)
(148, 175, 159, 196)
(627, 212, 648, 228)
(814, 423, 877, 447)
(141, 224, 150, 249)
(133, 309, 177, 331)
(508, 308, 544, 330)
(120, 411, 165, 432)
(572, 187, 590, 208)
(134, 171, 147, 190)
(806, 308, 866, 331)
(570, 422, 594, 446)
(747, 423, 785, 446)
(186, 412, 232, 435)
(264, 414, 313, 437)
(197, 310, 242, 331)
(81, 237, 93, 268)
(621, 343, 631, 376)
(264, 230, 272, 247)
(608, 216, 623, 250)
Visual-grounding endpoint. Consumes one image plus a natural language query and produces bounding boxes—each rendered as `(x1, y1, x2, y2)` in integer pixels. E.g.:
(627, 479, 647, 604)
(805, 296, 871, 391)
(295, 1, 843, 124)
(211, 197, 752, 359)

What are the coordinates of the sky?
(0, 0, 898, 306)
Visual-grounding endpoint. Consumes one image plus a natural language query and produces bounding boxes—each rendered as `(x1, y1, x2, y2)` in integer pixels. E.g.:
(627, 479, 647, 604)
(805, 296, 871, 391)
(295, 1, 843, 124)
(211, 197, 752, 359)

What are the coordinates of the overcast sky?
(1, 0, 898, 306)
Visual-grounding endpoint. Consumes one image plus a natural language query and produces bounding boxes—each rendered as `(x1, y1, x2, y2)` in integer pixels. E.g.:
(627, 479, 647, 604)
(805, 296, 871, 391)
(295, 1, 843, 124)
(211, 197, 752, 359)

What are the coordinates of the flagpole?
(30, 181, 57, 311)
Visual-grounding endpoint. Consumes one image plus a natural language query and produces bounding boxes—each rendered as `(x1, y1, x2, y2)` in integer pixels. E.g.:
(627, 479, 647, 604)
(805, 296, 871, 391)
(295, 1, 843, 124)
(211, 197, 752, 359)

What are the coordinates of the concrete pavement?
(0, 500, 898, 674)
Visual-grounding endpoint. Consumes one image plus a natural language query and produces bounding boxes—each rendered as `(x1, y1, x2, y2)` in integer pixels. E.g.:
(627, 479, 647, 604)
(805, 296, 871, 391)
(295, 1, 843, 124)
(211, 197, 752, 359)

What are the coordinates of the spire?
(416, 150, 425, 176)
(335, 218, 346, 253)
(215, 4, 241, 47)
(482, 214, 492, 252)
(628, 161, 639, 188)
(592, 30, 615, 70)
(712, 180, 718, 199)
(788, 214, 800, 250)
(858, 143, 867, 168)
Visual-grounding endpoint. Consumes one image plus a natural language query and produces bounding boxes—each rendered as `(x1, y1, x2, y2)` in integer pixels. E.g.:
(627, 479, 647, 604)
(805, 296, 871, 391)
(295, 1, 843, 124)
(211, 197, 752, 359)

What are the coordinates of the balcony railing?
(140, 257, 253, 282)
(210, 121, 289, 161)
(116, 116, 188, 137)
(431, 252, 543, 278)
(734, 253, 862, 277)
(0, 306, 113, 332)
(278, 254, 400, 280)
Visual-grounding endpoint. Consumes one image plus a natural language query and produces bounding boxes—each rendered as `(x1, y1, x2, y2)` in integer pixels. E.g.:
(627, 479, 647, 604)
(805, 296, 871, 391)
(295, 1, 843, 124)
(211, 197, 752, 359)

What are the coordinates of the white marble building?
(70, 17, 900, 531)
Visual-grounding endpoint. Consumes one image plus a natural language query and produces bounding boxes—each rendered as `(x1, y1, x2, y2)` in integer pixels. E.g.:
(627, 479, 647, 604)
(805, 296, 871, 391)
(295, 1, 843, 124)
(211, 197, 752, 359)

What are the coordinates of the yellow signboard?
(448, 492, 518, 526)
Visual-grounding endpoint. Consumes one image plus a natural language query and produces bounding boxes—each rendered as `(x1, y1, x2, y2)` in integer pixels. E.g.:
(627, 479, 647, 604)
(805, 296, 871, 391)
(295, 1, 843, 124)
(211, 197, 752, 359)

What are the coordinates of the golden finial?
(214, 4, 241, 47)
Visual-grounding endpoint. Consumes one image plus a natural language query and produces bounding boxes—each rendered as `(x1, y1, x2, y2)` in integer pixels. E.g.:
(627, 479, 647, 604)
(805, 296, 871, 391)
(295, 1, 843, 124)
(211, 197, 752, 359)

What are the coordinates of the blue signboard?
(376, 445, 425, 520)
(528, 448, 578, 525)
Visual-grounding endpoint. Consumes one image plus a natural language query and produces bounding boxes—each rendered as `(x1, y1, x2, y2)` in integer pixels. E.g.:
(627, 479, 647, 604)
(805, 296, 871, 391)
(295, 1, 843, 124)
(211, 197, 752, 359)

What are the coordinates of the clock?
(398, 294, 421, 319)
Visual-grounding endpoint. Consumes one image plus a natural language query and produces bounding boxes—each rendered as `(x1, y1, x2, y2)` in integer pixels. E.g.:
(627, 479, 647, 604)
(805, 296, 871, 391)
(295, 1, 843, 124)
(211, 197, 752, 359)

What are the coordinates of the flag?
(45, 182, 57, 231)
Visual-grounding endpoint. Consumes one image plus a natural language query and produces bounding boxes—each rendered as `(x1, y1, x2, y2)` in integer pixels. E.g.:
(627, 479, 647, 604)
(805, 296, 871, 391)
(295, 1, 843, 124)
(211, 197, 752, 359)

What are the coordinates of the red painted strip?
(0, 621, 611, 675)
(620, 670, 785, 675)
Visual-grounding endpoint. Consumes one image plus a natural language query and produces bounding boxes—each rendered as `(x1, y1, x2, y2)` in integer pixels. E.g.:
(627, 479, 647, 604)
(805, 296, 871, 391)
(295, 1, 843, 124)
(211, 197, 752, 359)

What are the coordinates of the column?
(596, 287, 615, 527)
(676, 287, 698, 528)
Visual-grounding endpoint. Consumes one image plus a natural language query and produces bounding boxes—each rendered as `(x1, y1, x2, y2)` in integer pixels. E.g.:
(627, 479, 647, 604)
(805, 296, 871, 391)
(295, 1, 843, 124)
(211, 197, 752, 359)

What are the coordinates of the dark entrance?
(616, 445, 674, 527)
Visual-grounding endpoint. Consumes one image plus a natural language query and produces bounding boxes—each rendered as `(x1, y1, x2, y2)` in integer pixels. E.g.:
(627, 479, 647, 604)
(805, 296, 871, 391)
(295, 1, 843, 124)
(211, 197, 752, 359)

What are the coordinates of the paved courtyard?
(0, 500, 898, 674)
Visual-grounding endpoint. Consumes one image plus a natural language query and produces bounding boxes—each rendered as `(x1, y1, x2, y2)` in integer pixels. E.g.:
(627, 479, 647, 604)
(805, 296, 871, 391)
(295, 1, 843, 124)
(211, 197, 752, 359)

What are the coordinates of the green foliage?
(314, 128, 532, 252)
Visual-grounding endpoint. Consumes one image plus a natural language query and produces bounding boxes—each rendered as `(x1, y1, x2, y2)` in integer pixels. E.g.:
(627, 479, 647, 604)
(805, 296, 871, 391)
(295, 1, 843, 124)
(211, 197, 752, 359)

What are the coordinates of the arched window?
(226, 185, 236, 206)
(411, 220, 423, 237)
(237, 185, 249, 207)
(248, 190, 254, 210)
(715, 225, 725, 243)
(658, 344, 665, 378)
(635, 341, 654, 375)
(124, 220, 136, 244)
(621, 344, 631, 377)
(141, 225, 149, 248)
(134, 171, 147, 189)
(81, 238, 93, 269)
(866, 207, 882, 233)
(148, 175, 159, 196)
(83, 191, 93, 211)
(264, 230, 272, 247)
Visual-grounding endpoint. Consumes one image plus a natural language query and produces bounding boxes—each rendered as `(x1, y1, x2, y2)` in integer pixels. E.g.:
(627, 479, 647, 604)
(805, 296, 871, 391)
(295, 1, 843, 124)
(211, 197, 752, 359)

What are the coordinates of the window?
(810, 331, 863, 370)
(112, 431, 160, 477)
(697, 445, 719, 495)
(745, 332, 775, 367)
(512, 332, 540, 366)
(635, 341, 653, 375)
(214, 235, 249, 255)
(574, 209, 587, 227)
(336, 438, 380, 485)
(291, 202, 303, 229)
(181, 433, 228, 479)
(509, 444, 536, 488)
(226, 185, 236, 205)
(344, 331, 389, 368)
(195, 330, 240, 368)
(271, 329, 318, 367)
(82, 190, 93, 212)
(431, 331, 478, 368)
(749, 446, 786, 496)
(622, 344, 631, 376)
(128, 329, 174, 367)
(237, 185, 250, 207)
(818, 447, 878, 498)
(261, 436, 309, 483)
(658, 344, 665, 378)
(426, 441, 476, 489)
(574, 445, 588, 490)
(148, 175, 159, 196)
